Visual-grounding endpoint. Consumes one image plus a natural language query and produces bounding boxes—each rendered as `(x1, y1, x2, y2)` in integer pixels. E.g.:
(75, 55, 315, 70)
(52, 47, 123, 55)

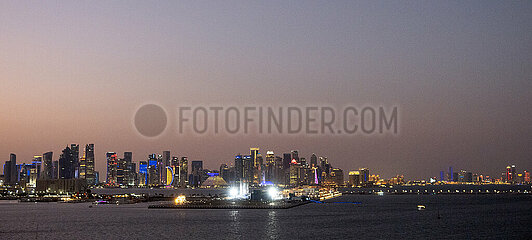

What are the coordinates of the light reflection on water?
(266, 210, 279, 240)
(0, 194, 530, 239)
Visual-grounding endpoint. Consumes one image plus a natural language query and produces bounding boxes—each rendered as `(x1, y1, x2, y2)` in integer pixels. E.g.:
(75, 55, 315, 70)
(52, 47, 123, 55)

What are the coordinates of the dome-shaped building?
(201, 175, 228, 188)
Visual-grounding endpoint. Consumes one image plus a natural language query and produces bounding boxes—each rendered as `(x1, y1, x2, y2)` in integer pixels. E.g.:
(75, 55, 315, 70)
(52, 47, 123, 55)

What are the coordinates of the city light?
(268, 187, 279, 200)
(229, 187, 239, 199)
(174, 195, 186, 205)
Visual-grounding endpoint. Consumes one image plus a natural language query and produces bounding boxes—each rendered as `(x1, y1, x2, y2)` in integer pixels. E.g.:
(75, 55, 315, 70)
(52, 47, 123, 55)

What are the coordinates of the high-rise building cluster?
(215, 148, 345, 188)
(436, 165, 530, 184)
(114, 151, 190, 188)
(1, 144, 99, 189)
(2, 144, 530, 192)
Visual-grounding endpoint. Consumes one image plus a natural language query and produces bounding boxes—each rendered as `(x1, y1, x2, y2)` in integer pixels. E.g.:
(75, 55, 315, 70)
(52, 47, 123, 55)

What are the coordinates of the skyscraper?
(147, 154, 159, 186)
(448, 166, 454, 182)
(85, 144, 96, 185)
(310, 153, 317, 167)
(162, 151, 171, 167)
(3, 153, 17, 185)
(70, 144, 79, 178)
(106, 152, 118, 186)
(42, 152, 53, 180)
(234, 154, 243, 183)
(116, 152, 133, 186)
(282, 153, 291, 170)
(291, 150, 299, 163)
(123, 152, 135, 186)
(190, 161, 203, 187)
(30, 155, 42, 186)
(250, 148, 262, 184)
(179, 157, 188, 187)
(52, 160, 59, 179)
(59, 146, 76, 179)
(139, 161, 148, 186)
(79, 154, 86, 179)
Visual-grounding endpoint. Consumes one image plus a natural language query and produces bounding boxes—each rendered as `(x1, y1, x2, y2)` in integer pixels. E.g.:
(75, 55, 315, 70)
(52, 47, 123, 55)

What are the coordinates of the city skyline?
(1, 1, 531, 181)
(2, 143, 528, 182)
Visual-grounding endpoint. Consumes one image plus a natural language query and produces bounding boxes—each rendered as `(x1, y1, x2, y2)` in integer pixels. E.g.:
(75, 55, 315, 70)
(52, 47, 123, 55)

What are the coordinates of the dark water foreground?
(0, 194, 530, 239)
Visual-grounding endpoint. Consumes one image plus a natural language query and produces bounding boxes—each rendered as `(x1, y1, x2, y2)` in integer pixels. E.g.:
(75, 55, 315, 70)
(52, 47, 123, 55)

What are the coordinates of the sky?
(1, 1, 531, 180)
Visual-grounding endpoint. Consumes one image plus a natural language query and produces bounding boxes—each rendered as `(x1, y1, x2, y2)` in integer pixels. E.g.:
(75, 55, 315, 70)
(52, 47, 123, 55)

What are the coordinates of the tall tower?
(123, 152, 134, 186)
(10, 153, 17, 184)
(291, 150, 299, 163)
(162, 151, 171, 167)
(85, 144, 95, 185)
(179, 157, 188, 187)
(310, 154, 317, 167)
(106, 152, 118, 186)
(234, 154, 244, 183)
(250, 148, 261, 184)
(42, 152, 54, 180)
(3, 153, 17, 185)
(190, 161, 203, 187)
(59, 146, 75, 179)
(70, 144, 79, 178)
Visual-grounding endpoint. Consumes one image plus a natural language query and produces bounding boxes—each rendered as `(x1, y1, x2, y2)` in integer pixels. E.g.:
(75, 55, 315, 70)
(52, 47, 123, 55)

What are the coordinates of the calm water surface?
(1, 194, 531, 239)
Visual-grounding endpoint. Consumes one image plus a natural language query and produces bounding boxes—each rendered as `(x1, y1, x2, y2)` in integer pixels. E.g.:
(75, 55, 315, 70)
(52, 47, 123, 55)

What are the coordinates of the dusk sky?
(1, 1, 531, 180)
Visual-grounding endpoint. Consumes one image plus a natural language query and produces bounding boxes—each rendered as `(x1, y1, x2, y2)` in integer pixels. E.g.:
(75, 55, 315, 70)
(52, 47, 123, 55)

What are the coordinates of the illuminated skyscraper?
(291, 150, 299, 163)
(219, 163, 231, 183)
(179, 157, 188, 187)
(147, 154, 159, 186)
(117, 152, 133, 186)
(85, 144, 96, 185)
(310, 153, 317, 167)
(506, 165, 517, 183)
(106, 152, 118, 186)
(330, 168, 344, 186)
(139, 161, 148, 186)
(264, 151, 275, 183)
(162, 151, 170, 167)
(70, 144, 79, 178)
(79, 155, 86, 179)
(250, 148, 261, 184)
(349, 170, 361, 186)
(30, 156, 42, 186)
(448, 166, 454, 182)
(235, 154, 244, 183)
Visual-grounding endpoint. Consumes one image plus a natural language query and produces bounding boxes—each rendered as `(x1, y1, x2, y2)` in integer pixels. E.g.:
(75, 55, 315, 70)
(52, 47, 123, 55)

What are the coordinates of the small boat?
(417, 205, 426, 210)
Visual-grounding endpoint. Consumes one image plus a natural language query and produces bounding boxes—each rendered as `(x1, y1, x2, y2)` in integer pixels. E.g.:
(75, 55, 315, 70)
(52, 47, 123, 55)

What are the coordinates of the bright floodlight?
(174, 195, 186, 205)
(229, 187, 239, 199)
(268, 187, 278, 200)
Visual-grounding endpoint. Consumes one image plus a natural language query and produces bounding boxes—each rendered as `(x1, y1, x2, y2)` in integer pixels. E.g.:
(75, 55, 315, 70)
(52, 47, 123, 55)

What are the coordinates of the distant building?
(59, 146, 77, 179)
(36, 179, 87, 194)
(84, 144, 96, 185)
(310, 154, 318, 167)
(106, 152, 118, 186)
(139, 161, 148, 186)
(190, 161, 203, 187)
(52, 160, 59, 179)
(42, 152, 54, 180)
(3, 153, 17, 185)
(179, 157, 188, 187)
(330, 168, 344, 186)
